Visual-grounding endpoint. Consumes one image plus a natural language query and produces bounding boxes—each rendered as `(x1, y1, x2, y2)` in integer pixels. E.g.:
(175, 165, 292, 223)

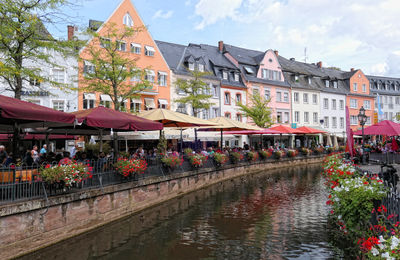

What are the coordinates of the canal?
(21, 164, 342, 259)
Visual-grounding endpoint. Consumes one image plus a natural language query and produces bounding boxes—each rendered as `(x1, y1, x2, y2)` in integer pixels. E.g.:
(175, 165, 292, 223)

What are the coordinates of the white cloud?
(152, 10, 174, 19)
(194, 0, 243, 30)
(191, 0, 400, 76)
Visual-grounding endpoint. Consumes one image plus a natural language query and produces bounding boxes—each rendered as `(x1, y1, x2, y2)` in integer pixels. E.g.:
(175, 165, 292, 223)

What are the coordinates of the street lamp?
(358, 106, 367, 164)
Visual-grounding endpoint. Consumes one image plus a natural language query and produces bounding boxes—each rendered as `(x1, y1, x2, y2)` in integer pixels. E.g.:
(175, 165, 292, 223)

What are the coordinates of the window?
(332, 99, 337, 110)
(117, 41, 126, 51)
(130, 99, 141, 113)
(130, 43, 141, 54)
(158, 99, 168, 109)
(312, 94, 318, 105)
(202, 109, 209, 120)
(244, 66, 254, 74)
(304, 112, 309, 123)
(350, 115, 358, 125)
(339, 100, 344, 110)
(100, 37, 111, 48)
(158, 72, 167, 86)
(176, 103, 186, 114)
(396, 97, 400, 105)
(333, 81, 338, 88)
(52, 100, 64, 112)
(144, 98, 155, 110)
(252, 87, 259, 96)
(234, 73, 240, 82)
(308, 77, 312, 85)
(100, 94, 112, 108)
(144, 70, 155, 83)
(198, 64, 204, 72)
(83, 60, 95, 76)
(123, 13, 134, 27)
(276, 91, 282, 102)
(29, 76, 41, 86)
(366, 116, 371, 125)
(212, 107, 219, 118)
(83, 93, 95, 109)
(340, 117, 344, 129)
(384, 112, 388, 120)
(283, 92, 289, 102)
(294, 92, 299, 103)
(303, 93, 308, 104)
(52, 69, 65, 83)
(332, 117, 337, 128)
(224, 112, 231, 119)
(235, 93, 241, 104)
(264, 88, 270, 100)
(324, 116, 329, 128)
(262, 69, 268, 79)
(188, 62, 195, 71)
(236, 114, 242, 122)
(224, 92, 231, 105)
(323, 98, 329, 109)
(313, 112, 318, 124)
(144, 46, 155, 56)
(277, 112, 282, 123)
(364, 100, 371, 109)
(389, 112, 393, 120)
(284, 112, 289, 123)
(212, 85, 219, 98)
(350, 99, 358, 109)
(353, 83, 358, 91)
(294, 111, 300, 123)
(222, 71, 228, 80)
(325, 80, 330, 88)
(362, 84, 366, 92)
(294, 75, 299, 82)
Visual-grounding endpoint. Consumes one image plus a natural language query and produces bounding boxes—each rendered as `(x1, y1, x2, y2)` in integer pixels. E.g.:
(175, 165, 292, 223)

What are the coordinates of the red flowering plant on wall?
(287, 149, 298, 158)
(259, 149, 272, 160)
(246, 151, 259, 162)
(114, 158, 147, 178)
(188, 153, 208, 168)
(213, 152, 229, 167)
(39, 161, 93, 187)
(161, 155, 183, 169)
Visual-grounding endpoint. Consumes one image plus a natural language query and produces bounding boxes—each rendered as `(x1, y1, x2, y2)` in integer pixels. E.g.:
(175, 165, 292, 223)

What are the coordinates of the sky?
(50, 0, 400, 77)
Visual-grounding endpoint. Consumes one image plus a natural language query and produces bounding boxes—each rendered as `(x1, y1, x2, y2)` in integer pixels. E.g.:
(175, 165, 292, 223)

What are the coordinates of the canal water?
(21, 165, 342, 260)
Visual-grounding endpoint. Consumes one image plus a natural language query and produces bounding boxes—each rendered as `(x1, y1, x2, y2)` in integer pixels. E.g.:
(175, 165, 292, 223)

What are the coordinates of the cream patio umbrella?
(197, 117, 262, 149)
(138, 109, 220, 151)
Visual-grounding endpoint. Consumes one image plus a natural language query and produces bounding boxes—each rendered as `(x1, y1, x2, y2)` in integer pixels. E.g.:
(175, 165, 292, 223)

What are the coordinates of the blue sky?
(49, 0, 400, 77)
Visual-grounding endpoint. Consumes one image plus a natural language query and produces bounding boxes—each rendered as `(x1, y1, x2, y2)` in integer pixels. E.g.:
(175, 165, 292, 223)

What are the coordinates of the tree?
(174, 69, 213, 117)
(238, 94, 274, 128)
(80, 22, 150, 111)
(0, 0, 79, 99)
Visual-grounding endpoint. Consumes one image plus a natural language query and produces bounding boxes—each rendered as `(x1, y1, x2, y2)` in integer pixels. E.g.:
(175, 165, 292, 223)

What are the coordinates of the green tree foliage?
(238, 94, 273, 128)
(81, 22, 150, 111)
(174, 69, 213, 116)
(0, 0, 79, 99)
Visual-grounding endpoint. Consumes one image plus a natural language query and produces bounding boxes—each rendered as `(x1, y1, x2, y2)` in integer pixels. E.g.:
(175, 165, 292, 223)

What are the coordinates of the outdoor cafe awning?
(354, 120, 400, 136)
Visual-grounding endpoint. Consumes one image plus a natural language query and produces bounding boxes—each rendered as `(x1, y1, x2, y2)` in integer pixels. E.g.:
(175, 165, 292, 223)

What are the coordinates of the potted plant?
(188, 154, 207, 168)
(213, 152, 228, 167)
(184, 148, 193, 157)
(161, 155, 183, 171)
(287, 149, 298, 158)
(246, 151, 259, 162)
(114, 158, 147, 178)
(273, 150, 283, 159)
(313, 147, 324, 155)
(259, 150, 272, 160)
(300, 147, 311, 156)
(230, 151, 243, 164)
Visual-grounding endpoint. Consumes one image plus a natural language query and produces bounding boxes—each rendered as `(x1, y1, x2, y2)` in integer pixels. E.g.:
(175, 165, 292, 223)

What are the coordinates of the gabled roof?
(367, 74, 400, 95)
(223, 44, 264, 65)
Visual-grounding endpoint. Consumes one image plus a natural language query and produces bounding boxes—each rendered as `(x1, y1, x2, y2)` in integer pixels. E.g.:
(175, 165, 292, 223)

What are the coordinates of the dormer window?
(244, 66, 254, 74)
(325, 80, 330, 88)
(333, 81, 338, 88)
(123, 13, 134, 27)
(234, 73, 240, 82)
(308, 77, 312, 85)
(188, 62, 195, 71)
(198, 64, 204, 72)
(222, 71, 228, 80)
(294, 75, 299, 82)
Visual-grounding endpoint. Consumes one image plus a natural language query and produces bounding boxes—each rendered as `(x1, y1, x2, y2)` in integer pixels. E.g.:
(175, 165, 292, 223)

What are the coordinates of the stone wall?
(0, 157, 323, 259)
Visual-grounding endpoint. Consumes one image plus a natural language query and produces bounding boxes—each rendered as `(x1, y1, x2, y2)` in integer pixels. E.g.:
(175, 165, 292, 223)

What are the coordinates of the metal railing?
(0, 150, 325, 205)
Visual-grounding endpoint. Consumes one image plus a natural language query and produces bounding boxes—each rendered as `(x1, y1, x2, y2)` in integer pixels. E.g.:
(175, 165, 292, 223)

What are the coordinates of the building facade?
(76, 0, 171, 112)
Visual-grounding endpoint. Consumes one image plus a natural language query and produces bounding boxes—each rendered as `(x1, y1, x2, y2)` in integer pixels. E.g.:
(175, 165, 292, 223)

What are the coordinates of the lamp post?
(358, 106, 367, 164)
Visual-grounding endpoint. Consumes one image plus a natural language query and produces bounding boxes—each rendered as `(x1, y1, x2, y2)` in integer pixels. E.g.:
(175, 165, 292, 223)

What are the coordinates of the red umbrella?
(72, 106, 163, 131)
(392, 137, 399, 151)
(296, 126, 326, 134)
(269, 125, 306, 134)
(223, 129, 281, 135)
(354, 120, 400, 136)
(0, 95, 75, 131)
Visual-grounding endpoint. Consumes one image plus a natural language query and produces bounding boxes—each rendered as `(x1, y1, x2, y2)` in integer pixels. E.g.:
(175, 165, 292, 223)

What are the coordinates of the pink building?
(221, 43, 291, 126)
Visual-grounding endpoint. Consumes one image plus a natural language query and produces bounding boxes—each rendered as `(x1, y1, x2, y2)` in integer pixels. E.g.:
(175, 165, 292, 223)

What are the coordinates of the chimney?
(218, 41, 224, 52)
(317, 61, 322, 68)
(67, 25, 76, 41)
(290, 58, 295, 61)
(350, 68, 355, 72)
(274, 50, 279, 56)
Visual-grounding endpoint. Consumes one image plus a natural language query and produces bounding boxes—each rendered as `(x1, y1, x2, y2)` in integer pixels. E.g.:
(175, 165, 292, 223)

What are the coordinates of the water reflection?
(21, 165, 341, 260)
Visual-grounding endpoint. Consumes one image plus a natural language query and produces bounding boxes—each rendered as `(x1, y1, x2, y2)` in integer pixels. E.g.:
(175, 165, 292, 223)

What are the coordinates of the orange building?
(344, 69, 375, 131)
(75, 0, 170, 112)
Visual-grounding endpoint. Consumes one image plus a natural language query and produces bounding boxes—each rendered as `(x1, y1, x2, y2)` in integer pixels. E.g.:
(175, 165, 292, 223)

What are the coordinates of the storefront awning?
(84, 93, 96, 100)
(144, 98, 155, 109)
(100, 94, 112, 102)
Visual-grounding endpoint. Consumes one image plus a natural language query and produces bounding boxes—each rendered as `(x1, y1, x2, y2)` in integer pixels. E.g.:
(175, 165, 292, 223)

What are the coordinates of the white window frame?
(313, 112, 318, 124)
(332, 117, 337, 129)
(294, 111, 300, 123)
(362, 84, 366, 92)
(117, 41, 126, 52)
(130, 43, 141, 54)
(52, 100, 65, 112)
(323, 98, 329, 109)
(198, 64, 204, 72)
(304, 111, 309, 123)
(303, 93, 308, 104)
(283, 92, 289, 102)
(340, 100, 344, 110)
(350, 99, 358, 109)
(312, 94, 318, 105)
(264, 88, 270, 100)
(276, 91, 282, 102)
(340, 117, 344, 129)
(294, 92, 299, 103)
(158, 72, 167, 86)
(123, 13, 134, 27)
(353, 83, 358, 91)
(144, 46, 155, 56)
(325, 80, 330, 88)
(364, 100, 371, 109)
(52, 69, 65, 83)
(332, 99, 336, 110)
(222, 71, 228, 80)
(234, 73, 240, 82)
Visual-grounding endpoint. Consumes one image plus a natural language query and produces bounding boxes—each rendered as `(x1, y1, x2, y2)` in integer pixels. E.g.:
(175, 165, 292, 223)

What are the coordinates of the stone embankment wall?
(0, 157, 323, 259)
